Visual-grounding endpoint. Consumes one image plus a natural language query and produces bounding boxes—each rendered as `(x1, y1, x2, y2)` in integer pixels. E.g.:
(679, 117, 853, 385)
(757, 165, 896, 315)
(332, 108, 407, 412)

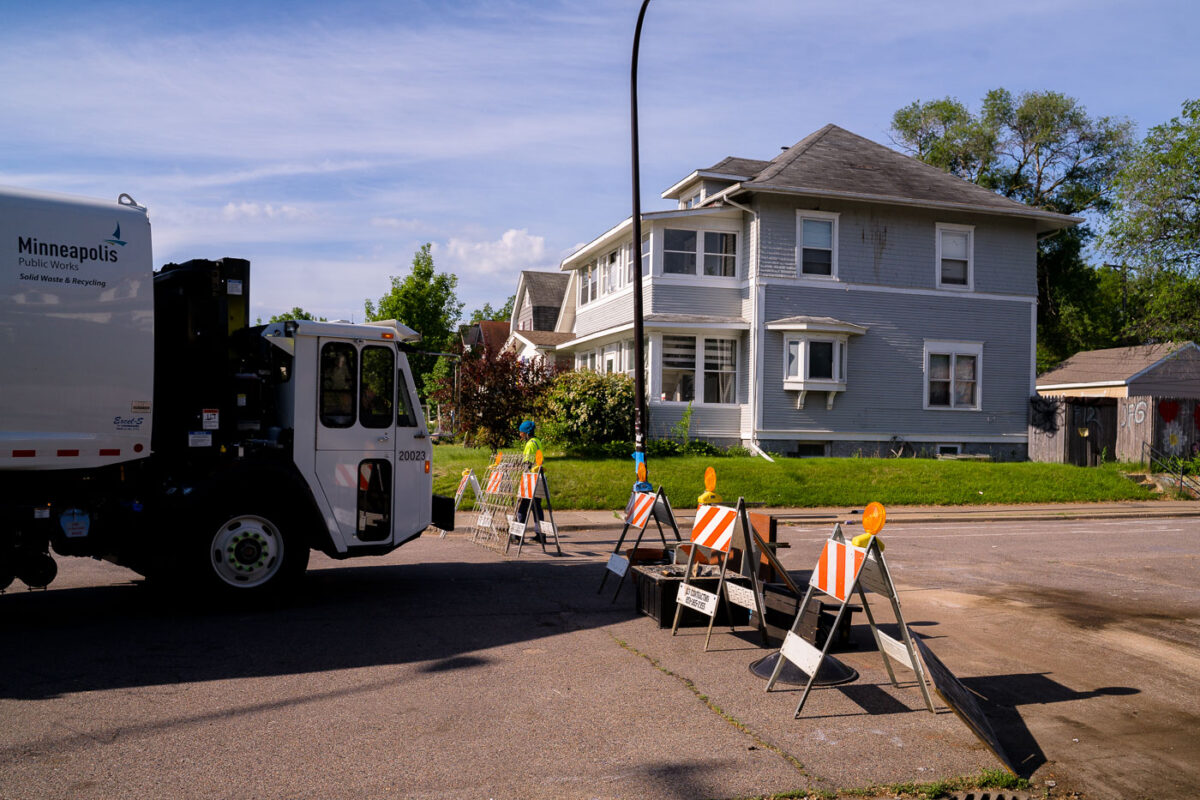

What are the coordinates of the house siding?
(650, 284, 745, 318)
(648, 404, 741, 443)
(759, 284, 1033, 444)
(516, 300, 534, 330)
(753, 197, 1038, 295)
(575, 291, 635, 338)
(1127, 348, 1200, 397)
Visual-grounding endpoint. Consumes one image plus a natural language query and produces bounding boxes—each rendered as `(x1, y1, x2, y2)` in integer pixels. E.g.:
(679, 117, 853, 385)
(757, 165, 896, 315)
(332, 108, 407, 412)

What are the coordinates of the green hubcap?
(210, 515, 283, 588)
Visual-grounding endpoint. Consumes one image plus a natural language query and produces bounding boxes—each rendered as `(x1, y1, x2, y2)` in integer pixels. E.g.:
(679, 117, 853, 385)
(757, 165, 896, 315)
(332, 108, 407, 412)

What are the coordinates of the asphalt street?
(1, 507, 1198, 800)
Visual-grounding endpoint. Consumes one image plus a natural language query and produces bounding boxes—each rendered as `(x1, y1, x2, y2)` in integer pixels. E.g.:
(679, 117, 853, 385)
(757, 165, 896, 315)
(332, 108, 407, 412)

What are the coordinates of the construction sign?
(469, 452, 524, 551)
(505, 466, 562, 557)
(599, 486, 681, 600)
(912, 636, 1018, 775)
(670, 497, 769, 650)
(437, 468, 484, 539)
(766, 504, 934, 718)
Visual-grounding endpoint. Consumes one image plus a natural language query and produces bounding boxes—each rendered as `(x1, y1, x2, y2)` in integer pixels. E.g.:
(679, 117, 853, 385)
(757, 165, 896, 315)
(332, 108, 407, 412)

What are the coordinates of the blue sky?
(2, 0, 1196, 323)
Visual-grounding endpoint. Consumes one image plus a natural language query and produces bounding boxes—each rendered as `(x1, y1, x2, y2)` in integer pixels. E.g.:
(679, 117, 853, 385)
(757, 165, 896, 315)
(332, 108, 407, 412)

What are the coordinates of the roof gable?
(520, 270, 570, 308)
(1037, 342, 1200, 386)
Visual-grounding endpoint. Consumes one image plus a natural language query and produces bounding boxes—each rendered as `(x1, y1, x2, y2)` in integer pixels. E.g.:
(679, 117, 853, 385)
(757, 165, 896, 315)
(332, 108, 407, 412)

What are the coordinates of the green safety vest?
(523, 436, 542, 464)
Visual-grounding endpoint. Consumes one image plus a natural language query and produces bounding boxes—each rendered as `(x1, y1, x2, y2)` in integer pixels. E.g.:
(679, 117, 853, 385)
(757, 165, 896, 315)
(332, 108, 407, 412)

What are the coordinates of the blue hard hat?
(519, 420, 535, 434)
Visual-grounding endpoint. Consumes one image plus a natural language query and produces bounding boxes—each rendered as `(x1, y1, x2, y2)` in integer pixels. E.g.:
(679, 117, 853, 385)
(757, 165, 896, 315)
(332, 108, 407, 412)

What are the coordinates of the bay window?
(768, 316, 867, 410)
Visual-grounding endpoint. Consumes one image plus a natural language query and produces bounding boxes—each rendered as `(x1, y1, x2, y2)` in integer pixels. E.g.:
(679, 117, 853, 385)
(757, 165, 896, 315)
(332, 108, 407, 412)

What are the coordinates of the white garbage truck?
(0, 185, 454, 594)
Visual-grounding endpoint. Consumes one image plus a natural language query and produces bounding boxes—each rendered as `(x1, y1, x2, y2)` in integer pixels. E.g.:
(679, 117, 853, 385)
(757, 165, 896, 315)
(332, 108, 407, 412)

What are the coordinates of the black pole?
(631, 0, 651, 479)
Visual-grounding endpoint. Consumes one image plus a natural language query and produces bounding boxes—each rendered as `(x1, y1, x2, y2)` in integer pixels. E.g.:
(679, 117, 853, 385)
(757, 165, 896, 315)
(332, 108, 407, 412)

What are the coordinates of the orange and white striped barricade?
(669, 498, 769, 650)
(765, 522, 934, 718)
(469, 453, 523, 550)
(598, 487, 681, 600)
(438, 469, 483, 539)
(505, 466, 562, 557)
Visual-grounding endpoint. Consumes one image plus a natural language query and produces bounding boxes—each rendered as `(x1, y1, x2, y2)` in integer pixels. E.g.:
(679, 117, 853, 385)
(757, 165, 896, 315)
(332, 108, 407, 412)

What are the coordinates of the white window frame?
(935, 223, 974, 291)
(796, 210, 839, 280)
(653, 333, 739, 406)
(603, 249, 621, 294)
(923, 340, 983, 411)
(656, 226, 740, 281)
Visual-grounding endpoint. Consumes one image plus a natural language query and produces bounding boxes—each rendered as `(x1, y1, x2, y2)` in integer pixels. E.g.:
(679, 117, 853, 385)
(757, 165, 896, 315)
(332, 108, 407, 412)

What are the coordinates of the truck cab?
(1, 186, 451, 596)
(266, 319, 433, 554)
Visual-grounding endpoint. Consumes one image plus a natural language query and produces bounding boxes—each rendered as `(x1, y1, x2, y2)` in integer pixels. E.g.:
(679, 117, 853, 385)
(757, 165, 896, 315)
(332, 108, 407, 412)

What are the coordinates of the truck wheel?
(204, 508, 309, 593)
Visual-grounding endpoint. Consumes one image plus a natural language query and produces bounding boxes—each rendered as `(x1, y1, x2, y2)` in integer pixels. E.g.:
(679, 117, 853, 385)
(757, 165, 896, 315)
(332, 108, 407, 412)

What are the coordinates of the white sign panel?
(677, 584, 719, 617)
(509, 520, 526, 539)
(877, 630, 917, 672)
(725, 581, 757, 611)
(781, 630, 824, 675)
(857, 557, 891, 597)
(539, 521, 556, 536)
(201, 408, 220, 430)
(606, 553, 629, 576)
(476, 510, 493, 529)
(188, 432, 212, 447)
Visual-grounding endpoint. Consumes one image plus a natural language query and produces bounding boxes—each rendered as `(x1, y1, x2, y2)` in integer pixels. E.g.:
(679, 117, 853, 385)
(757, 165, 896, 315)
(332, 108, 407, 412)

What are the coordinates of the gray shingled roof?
(1037, 342, 1194, 385)
(702, 156, 771, 177)
(734, 125, 1078, 230)
(521, 270, 570, 308)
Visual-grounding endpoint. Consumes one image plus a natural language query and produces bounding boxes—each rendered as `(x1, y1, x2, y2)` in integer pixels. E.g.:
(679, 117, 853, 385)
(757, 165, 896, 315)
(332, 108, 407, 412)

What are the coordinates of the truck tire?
(201, 505, 310, 594)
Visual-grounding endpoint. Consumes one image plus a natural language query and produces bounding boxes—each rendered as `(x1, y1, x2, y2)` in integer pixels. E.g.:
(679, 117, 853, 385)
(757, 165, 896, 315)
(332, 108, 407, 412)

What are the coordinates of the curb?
(547, 506, 1200, 532)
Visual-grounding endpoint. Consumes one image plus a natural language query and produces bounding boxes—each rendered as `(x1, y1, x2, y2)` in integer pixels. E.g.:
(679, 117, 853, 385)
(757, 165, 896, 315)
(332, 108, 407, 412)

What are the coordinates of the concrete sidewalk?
(547, 499, 1200, 532)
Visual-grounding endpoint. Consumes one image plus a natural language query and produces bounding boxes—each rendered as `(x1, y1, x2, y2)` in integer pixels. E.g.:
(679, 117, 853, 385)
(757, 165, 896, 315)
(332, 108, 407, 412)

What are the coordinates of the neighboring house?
(1030, 342, 1200, 464)
(460, 319, 510, 354)
(549, 124, 1079, 459)
(505, 270, 574, 366)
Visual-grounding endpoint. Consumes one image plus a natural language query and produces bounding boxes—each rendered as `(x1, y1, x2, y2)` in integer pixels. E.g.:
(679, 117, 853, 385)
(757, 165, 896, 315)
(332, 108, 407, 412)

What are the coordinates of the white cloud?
(434, 229, 550, 278)
(222, 202, 312, 222)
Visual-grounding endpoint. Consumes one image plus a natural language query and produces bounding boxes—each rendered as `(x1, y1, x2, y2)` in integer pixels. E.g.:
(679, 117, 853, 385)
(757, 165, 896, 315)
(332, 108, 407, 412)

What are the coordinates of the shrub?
(538, 371, 635, 448)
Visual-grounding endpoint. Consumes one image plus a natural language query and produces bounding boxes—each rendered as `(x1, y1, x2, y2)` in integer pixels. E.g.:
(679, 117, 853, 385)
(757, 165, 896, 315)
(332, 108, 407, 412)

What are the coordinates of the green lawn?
(430, 444, 1160, 510)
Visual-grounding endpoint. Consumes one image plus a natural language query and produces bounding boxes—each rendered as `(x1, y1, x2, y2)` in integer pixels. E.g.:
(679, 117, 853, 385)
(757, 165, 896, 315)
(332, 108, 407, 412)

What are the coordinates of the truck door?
(392, 354, 433, 539)
(313, 338, 412, 546)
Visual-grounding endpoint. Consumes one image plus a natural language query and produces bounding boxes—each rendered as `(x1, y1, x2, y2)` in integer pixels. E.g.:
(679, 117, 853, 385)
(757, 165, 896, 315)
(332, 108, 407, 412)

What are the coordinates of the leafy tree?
(892, 89, 1135, 367)
(536, 371, 635, 449)
(1122, 268, 1200, 344)
(468, 294, 516, 325)
(429, 343, 556, 450)
(1103, 99, 1200, 277)
(256, 307, 326, 324)
(364, 243, 463, 397)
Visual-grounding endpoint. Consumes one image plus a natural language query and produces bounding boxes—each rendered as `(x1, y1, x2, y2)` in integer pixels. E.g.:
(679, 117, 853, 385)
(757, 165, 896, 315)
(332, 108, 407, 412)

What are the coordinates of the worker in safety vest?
(515, 420, 544, 534)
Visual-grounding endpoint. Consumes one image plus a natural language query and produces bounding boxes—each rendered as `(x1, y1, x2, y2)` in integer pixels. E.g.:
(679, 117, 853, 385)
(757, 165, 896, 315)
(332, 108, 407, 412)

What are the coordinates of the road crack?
(608, 631, 823, 784)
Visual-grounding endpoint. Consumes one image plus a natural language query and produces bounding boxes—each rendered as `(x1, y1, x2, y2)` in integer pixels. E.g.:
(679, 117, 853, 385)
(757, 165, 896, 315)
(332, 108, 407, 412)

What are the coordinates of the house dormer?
(661, 157, 770, 209)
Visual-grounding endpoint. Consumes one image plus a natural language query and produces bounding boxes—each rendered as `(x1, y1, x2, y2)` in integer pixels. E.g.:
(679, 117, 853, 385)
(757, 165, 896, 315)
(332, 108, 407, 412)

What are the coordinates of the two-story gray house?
(551, 124, 1079, 459)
